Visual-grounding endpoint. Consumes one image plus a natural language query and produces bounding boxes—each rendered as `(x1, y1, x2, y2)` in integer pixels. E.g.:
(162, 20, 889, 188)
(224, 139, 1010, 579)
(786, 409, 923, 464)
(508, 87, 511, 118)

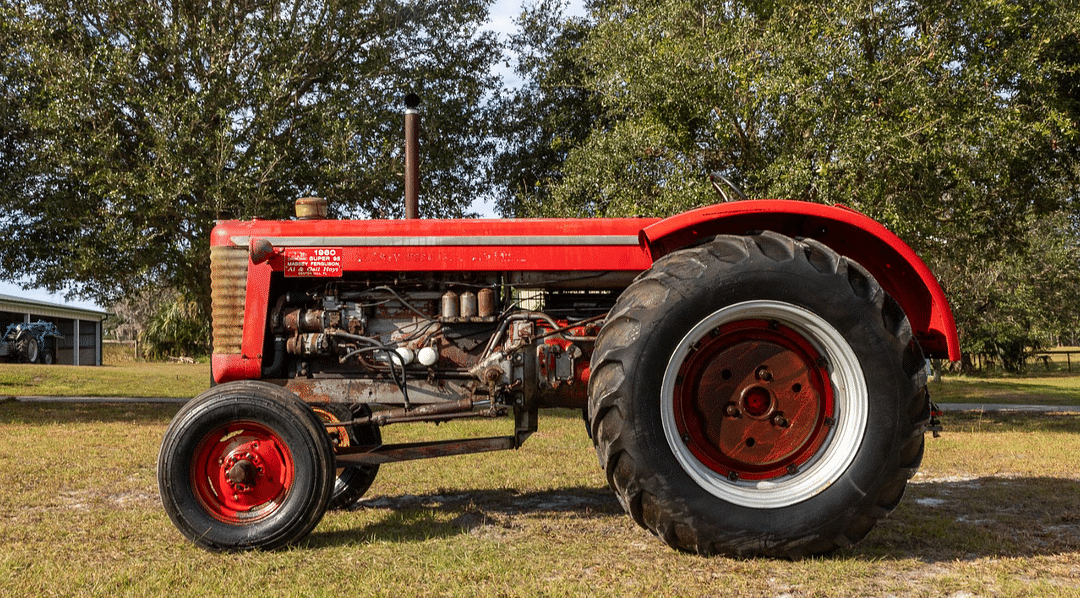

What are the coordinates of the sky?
(0, 0, 587, 312)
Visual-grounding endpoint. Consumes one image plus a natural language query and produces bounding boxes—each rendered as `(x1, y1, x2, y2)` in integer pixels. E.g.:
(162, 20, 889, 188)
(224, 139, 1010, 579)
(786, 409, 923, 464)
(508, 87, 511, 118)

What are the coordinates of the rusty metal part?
(672, 319, 835, 481)
(209, 246, 248, 354)
(460, 291, 478, 317)
(286, 333, 331, 356)
(282, 308, 341, 334)
(283, 377, 472, 406)
(329, 397, 490, 428)
(295, 196, 327, 219)
(336, 436, 515, 466)
(477, 288, 495, 317)
(404, 96, 420, 219)
(441, 290, 459, 319)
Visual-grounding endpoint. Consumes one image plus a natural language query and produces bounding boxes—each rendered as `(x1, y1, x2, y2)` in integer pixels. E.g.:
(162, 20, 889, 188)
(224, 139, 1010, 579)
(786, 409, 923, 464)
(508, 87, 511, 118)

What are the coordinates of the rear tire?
(16, 333, 39, 364)
(157, 381, 335, 551)
(589, 232, 928, 558)
(310, 403, 381, 510)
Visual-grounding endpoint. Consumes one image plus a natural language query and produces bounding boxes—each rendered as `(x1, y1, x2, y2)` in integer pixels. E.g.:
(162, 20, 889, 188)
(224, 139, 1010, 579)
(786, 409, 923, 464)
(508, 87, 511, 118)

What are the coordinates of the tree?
(0, 0, 501, 318)
(503, 0, 1080, 362)
(929, 211, 1080, 372)
(490, 0, 605, 217)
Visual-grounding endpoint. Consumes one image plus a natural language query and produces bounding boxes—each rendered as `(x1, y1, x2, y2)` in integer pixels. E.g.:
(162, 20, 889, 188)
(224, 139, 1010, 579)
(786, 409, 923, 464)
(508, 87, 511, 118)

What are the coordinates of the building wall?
(0, 303, 105, 366)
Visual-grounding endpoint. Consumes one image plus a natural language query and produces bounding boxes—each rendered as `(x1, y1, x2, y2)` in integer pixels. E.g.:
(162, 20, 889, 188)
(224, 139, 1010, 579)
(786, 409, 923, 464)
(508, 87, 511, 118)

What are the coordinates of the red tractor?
(157, 197, 958, 558)
(157, 109, 959, 557)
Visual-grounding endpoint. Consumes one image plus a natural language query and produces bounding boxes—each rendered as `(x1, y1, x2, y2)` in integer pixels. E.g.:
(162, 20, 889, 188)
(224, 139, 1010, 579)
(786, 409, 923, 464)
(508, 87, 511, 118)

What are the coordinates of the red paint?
(191, 420, 295, 524)
(209, 200, 960, 383)
(641, 201, 959, 360)
(672, 319, 835, 481)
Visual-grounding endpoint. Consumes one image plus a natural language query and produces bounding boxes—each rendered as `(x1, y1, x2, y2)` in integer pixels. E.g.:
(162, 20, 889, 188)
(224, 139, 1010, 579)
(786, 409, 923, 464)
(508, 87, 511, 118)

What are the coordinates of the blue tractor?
(1, 321, 63, 364)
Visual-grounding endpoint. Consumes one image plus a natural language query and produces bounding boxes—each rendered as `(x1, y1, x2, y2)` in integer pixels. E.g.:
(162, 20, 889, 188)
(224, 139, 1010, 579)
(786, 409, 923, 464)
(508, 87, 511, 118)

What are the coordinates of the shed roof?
(0, 294, 109, 321)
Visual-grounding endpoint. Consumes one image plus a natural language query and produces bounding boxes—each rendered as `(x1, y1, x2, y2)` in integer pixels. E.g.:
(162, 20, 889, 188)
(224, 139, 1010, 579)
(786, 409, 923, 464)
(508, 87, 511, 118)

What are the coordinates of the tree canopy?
(1, 0, 1077, 365)
(495, 0, 1079, 368)
(0, 0, 501, 315)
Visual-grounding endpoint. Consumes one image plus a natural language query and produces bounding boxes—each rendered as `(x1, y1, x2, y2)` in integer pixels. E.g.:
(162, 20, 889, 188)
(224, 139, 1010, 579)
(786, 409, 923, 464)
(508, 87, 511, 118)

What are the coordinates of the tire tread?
(588, 232, 930, 558)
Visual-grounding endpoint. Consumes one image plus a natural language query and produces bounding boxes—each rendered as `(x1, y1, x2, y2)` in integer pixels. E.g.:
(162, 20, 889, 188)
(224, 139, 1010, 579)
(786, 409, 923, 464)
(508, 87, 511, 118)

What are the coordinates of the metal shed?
(0, 294, 108, 366)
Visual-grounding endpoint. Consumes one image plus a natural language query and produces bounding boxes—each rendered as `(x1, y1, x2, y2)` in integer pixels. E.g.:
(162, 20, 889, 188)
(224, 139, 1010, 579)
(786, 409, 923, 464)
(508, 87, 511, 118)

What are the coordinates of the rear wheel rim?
(660, 301, 867, 509)
(191, 421, 295, 524)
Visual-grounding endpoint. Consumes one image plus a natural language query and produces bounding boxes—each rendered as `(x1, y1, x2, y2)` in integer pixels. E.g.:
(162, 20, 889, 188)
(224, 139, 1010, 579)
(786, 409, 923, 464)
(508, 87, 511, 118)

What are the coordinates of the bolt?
(725, 403, 741, 418)
(771, 413, 789, 428)
(681, 433, 691, 444)
(787, 464, 799, 475)
(755, 366, 773, 382)
(727, 471, 740, 482)
(824, 416, 836, 427)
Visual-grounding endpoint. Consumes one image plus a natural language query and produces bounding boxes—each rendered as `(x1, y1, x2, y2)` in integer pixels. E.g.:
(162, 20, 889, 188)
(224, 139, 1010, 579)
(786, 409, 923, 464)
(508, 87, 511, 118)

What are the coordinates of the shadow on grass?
(307, 477, 1080, 561)
(938, 410, 1080, 434)
(306, 486, 622, 547)
(0, 399, 180, 425)
(857, 476, 1080, 561)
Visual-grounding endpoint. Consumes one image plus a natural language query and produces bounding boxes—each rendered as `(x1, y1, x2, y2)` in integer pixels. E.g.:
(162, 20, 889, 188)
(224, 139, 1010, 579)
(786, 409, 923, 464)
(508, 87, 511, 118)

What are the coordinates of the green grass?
(0, 362, 209, 399)
(3, 403, 1080, 597)
(4, 353, 1080, 407)
(931, 373, 1080, 405)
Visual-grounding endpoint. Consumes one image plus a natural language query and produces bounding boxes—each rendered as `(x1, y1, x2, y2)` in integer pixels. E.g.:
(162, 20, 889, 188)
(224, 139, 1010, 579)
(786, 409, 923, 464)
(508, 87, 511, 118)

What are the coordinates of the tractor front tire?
(589, 232, 928, 558)
(157, 381, 335, 551)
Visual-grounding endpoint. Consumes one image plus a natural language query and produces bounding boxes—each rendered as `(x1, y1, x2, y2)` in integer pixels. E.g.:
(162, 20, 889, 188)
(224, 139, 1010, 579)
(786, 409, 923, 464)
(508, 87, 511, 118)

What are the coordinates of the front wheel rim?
(660, 301, 867, 509)
(191, 421, 296, 524)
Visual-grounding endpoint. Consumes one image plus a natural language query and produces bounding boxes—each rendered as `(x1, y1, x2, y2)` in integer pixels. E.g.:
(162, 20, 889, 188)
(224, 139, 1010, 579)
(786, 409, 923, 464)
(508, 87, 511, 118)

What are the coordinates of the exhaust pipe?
(404, 93, 421, 219)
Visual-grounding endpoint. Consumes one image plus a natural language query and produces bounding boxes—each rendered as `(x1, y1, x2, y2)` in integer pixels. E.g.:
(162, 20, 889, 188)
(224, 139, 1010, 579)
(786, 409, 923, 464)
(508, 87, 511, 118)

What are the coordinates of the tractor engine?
(261, 276, 607, 417)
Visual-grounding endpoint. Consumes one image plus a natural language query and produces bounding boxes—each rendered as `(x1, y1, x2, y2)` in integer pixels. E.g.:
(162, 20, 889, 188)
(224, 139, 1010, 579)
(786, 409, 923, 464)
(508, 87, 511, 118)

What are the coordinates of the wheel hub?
(672, 319, 835, 481)
(192, 423, 294, 523)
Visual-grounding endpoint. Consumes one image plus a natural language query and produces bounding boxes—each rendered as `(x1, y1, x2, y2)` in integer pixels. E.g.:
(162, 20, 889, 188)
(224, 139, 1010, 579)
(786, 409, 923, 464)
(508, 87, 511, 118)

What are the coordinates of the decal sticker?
(284, 248, 343, 277)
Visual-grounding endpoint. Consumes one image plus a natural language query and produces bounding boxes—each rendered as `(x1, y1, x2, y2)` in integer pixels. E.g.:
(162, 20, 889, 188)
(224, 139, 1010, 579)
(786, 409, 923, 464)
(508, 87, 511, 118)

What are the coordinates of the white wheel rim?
(660, 300, 868, 509)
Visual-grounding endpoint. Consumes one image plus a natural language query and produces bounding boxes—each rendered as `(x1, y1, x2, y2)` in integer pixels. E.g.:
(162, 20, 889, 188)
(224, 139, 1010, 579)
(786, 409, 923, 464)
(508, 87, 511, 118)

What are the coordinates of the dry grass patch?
(3, 405, 1080, 596)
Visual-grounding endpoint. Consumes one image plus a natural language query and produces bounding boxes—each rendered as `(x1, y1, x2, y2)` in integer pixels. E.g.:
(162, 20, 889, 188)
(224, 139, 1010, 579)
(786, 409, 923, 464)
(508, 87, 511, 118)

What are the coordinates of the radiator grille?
(210, 246, 248, 354)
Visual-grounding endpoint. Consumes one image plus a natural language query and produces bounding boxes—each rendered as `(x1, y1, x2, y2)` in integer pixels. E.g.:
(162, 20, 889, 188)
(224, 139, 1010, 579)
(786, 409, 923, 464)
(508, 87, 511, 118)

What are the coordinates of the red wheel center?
(672, 320, 835, 481)
(742, 387, 772, 417)
(191, 422, 295, 523)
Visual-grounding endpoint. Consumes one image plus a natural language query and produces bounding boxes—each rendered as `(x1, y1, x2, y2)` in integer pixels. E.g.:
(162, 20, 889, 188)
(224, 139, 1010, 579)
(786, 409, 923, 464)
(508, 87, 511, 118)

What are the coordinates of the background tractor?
(1, 320, 61, 365)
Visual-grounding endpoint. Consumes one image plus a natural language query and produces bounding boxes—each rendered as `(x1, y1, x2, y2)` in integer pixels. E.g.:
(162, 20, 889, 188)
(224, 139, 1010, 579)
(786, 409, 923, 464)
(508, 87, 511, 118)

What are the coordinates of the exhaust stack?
(404, 93, 421, 219)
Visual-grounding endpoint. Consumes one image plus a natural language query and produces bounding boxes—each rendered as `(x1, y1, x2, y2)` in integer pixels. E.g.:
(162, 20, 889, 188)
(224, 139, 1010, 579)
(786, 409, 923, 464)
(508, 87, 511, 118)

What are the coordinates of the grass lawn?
(0, 361, 209, 399)
(3, 360, 1078, 411)
(931, 374, 1080, 405)
(2, 401, 1080, 597)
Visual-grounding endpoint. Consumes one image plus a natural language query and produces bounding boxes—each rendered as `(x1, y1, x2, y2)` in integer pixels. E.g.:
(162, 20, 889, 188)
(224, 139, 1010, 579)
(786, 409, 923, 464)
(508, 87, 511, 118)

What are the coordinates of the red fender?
(640, 200, 960, 361)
